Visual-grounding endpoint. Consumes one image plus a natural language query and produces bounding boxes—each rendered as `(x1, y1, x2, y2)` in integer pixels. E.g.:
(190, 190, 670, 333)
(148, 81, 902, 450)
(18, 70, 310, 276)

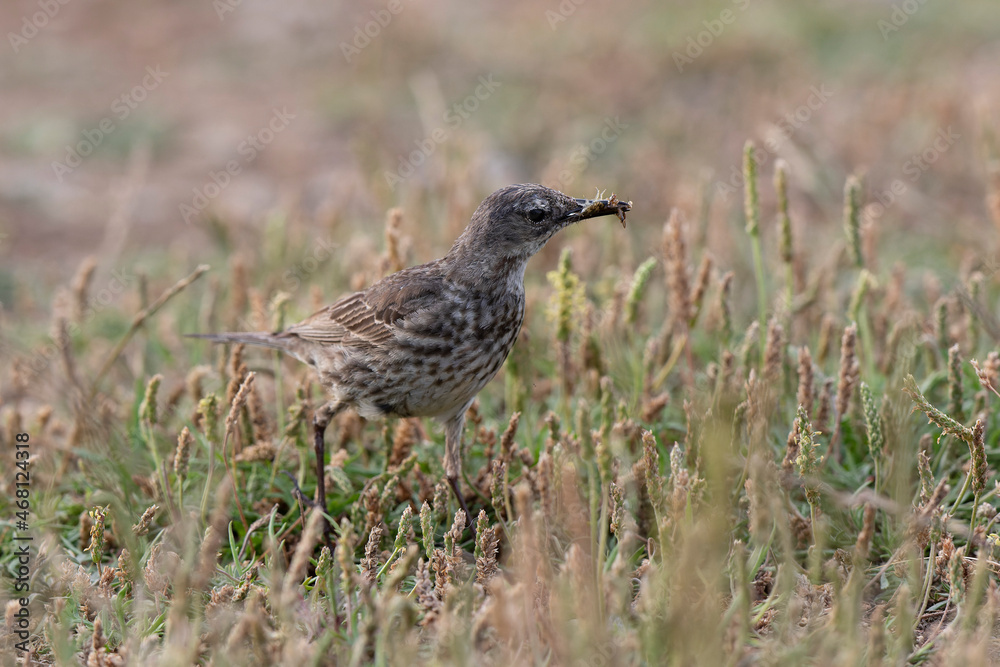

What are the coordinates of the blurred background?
(1, 0, 999, 327)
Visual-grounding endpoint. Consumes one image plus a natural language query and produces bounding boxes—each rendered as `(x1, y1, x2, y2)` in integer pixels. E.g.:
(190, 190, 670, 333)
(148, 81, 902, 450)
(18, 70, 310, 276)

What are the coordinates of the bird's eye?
(527, 208, 546, 223)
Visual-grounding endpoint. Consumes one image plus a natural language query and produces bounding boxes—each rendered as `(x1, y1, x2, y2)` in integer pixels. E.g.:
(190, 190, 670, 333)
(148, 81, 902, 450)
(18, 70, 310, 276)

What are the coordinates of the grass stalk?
(743, 142, 769, 366)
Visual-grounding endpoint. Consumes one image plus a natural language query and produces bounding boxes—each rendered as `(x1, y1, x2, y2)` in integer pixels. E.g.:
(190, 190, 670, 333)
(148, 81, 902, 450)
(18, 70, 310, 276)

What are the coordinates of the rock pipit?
(190, 183, 630, 538)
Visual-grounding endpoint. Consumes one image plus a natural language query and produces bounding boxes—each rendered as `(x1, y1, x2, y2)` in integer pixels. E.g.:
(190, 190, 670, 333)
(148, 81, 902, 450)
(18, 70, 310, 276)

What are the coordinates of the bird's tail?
(185, 331, 292, 353)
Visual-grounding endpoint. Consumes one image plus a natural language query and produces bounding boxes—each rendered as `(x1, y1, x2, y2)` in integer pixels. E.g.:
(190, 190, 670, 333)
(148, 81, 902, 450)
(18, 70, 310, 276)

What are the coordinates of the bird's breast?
(400, 290, 524, 412)
(326, 285, 525, 420)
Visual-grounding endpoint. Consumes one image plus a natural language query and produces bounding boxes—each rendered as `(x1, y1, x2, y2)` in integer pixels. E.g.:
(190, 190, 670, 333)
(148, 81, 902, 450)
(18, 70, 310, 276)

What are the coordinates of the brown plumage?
(190, 183, 630, 536)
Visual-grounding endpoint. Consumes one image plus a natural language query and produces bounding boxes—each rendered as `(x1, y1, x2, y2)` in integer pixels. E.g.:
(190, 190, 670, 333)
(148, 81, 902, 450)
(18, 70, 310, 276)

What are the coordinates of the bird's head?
(454, 183, 631, 260)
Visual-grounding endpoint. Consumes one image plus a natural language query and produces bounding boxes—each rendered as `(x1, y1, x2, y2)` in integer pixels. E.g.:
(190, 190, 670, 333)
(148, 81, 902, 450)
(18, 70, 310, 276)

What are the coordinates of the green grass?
(2, 158, 1000, 665)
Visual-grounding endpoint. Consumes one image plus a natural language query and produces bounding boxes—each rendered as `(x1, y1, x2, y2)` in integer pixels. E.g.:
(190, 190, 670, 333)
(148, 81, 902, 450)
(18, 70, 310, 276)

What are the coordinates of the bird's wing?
(282, 267, 443, 349)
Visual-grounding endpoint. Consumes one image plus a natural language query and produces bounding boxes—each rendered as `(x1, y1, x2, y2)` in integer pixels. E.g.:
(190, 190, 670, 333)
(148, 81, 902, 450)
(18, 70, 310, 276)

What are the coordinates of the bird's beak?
(566, 194, 632, 227)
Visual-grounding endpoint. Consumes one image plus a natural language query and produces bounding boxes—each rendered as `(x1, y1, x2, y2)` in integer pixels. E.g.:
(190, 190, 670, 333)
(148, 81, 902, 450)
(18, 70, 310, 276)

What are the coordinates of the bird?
(189, 183, 630, 538)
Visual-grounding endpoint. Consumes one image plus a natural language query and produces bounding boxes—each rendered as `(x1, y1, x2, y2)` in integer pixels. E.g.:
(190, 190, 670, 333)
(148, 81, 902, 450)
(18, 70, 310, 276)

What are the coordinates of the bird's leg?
(444, 411, 471, 524)
(314, 401, 344, 550)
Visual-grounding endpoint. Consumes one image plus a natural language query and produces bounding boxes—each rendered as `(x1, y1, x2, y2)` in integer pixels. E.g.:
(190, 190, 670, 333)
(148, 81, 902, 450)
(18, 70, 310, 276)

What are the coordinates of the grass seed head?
(764, 319, 785, 385)
(793, 406, 822, 505)
(641, 430, 665, 518)
(383, 207, 406, 276)
(499, 411, 521, 463)
(917, 446, 934, 504)
(740, 320, 760, 372)
(854, 504, 876, 564)
(394, 505, 413, 552)
(537, 452, 555, 517)
(902, 374, 974, 443)
(490, 460, 508, 520)
(389, 419, 419, 468)
(664, 209, 692, 327)
(315, 545, 332, 579)
(474, 510, 499, 585)
(546, 247, 584, 345)
(140, 374, 163, 427)
(782, 419, 800, 476)
(848, 269, 873, 324)
(85, 505, 110, 568)
(625, 257, 658, 327)
(815, 377, 834, 433)
(835, 323, 859, 420)
(269, 291, 291, 332)
(716, 271, 734, 341)
(420, 501, 435, 559)
(775, 160, 793, 264)
(173, 426, 193, 478)
(197, 393, 219, 444)
(69, 255, 97, 323)
(947, 344, 965, 422)
(610, 481, 627, 541)
(689, 252, 713, 325)
(224, 371, 256, 444)
(843, 175, 863, 267)
(860, 382, 884, 458)
(360, 523, 384, 584)
(972, 419, 987, 495)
